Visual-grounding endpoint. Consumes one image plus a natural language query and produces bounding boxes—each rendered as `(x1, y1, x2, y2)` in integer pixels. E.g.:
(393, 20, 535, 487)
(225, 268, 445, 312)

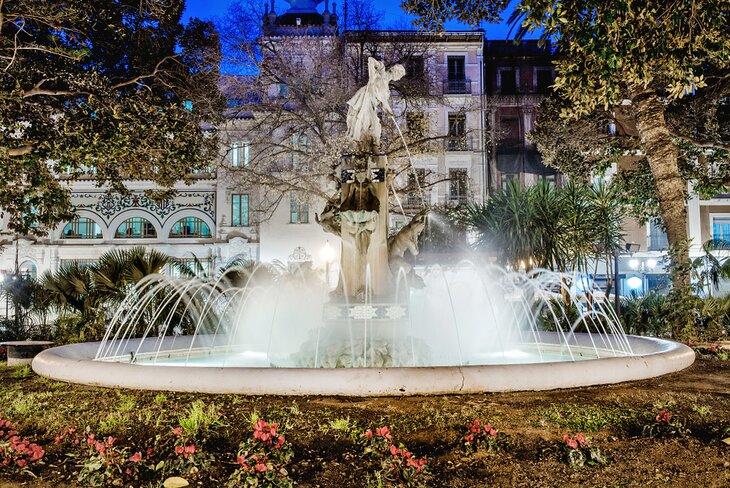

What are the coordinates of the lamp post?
(320, 240, 335, 290)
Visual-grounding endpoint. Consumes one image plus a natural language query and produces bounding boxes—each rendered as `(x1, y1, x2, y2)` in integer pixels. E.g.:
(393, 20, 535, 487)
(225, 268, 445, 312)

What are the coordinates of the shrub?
(561, 433, 605, 468)
(228, 419, 294, 488)
(55, 428, 142, 486)
(0, 417, 45, 471)
(360, 426, 429, 487)
(461, 418, 508, 452)
(642, 404, 689, 438)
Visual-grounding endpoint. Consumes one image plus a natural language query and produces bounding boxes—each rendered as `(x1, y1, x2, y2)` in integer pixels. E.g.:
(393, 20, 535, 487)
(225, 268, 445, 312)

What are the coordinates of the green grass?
(540, 403, 644, 432)
(178, 400, 224, 437)
(10, 364, 33, 379)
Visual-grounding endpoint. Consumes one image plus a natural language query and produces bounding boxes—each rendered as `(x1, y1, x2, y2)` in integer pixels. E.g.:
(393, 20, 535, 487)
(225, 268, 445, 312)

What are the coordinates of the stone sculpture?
(346, 57, 406, 150)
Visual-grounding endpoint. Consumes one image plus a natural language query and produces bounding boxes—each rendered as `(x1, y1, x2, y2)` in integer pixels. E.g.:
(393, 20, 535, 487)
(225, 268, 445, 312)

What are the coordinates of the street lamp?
(320, 240, 335, 290)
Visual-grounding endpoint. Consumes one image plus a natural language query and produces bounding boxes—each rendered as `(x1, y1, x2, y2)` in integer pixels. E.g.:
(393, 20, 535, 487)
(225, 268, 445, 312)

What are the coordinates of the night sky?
(183, 0, 532, 40)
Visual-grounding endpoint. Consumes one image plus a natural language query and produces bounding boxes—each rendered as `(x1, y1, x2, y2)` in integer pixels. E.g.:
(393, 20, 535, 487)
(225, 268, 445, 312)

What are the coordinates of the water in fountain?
(95, 262, 633, 368)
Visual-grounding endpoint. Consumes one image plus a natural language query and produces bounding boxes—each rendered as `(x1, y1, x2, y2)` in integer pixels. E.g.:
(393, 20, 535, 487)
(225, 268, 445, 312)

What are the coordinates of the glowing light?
(629, 258, 639, 270)
(320, 240, 335, 263)
(627, 276, 643, 290)
(646, 258, 657, 269)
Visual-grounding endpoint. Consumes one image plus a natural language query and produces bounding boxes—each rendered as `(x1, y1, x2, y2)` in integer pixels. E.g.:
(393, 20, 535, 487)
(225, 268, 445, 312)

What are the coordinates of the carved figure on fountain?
(346, 57, 405, 152)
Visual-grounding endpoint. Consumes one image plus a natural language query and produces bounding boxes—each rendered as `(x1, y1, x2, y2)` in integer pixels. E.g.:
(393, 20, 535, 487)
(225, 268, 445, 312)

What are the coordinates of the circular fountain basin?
(32, 334, 694, 396)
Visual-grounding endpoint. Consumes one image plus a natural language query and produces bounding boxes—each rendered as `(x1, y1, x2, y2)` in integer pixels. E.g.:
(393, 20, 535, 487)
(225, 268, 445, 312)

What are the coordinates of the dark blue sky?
(183, 0, 532, 40)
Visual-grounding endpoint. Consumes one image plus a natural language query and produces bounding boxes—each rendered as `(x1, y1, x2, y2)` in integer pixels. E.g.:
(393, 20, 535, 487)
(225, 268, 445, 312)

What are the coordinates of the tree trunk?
(633, 90, 690, 291)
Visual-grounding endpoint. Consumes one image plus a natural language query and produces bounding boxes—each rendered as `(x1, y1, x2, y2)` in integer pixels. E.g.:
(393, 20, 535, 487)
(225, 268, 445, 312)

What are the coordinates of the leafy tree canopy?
(1, 0, 224, 236)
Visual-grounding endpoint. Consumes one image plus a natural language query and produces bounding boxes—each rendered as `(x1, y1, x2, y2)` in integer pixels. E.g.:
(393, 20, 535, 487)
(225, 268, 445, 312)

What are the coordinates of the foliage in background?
(0, 0, 224, 235)
(405, 0, 730, 293)
(456, 180, 626, 289)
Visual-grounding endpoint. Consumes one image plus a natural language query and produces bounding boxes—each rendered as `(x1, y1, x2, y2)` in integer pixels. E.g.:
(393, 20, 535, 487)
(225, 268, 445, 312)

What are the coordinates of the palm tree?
(691, 239, 730, 297)
(459, 180, 626, 276)
(42, 247, 187, 342)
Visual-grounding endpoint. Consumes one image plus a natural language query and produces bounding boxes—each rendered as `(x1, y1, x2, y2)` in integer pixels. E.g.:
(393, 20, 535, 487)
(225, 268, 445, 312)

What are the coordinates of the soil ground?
(0, 356, 728, 487)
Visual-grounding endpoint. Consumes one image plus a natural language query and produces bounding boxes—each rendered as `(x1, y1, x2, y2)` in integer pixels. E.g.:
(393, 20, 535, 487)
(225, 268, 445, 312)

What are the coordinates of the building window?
(231, 142, 250, 167)
(19, 261, 37, 279)
(712, 217, 730, 242)
(501, 173, 519, 190)
(648, 221, 669, 251)
(291, 134, 308, 170)
(232, 194, 250, 226)
(447, 113, 467, 151)
(447, 56, 465, 81)
(499, 117, 521, 147)
(290, 193, 309, 224)
(535, 67, 554, 93)
(61, 217, 103, 239)
(115, 217, 157, 239)
(498, 68, 518, 94)
(404, 55, 425, 80)
(406, 169, 427, 206)
(60, 259, 96, 267)
(445, 56, 469, 94)
(449, 168, 469, 204)
(169, 217, 212, 238)
(406, 111, 427, 140)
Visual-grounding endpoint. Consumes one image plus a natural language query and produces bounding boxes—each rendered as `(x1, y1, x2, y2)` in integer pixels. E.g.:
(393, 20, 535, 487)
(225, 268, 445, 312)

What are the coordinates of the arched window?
(169, 217, 211, 238)
(115, 217, 157, 239)
(19, 261, 37, 279)
(61, 217, 102, 239)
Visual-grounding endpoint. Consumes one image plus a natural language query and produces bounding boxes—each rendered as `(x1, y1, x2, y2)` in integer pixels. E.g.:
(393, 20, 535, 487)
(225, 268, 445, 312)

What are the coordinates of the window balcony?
(443, 79, 472, 95)
(445, 136, 473, 152)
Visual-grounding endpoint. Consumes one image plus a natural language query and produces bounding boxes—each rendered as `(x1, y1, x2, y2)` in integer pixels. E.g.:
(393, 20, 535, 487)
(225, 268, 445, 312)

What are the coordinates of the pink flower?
(125, 468, 132, 475)
(15, 459, 26, 468)
(172, 427, 183, 437)
(237, 455, 246, 465)
(484, 424, 497, 437)
(94, 441, 106, 454)
(175, 446, 184, 455)
(54, 436, 62, 445)
(254, 463, 267, 472)
(656, 409, 672, 426)
(362, 429, 373, 439)
(183, 444, 196, 458)
(274, 435, 285, 449)
(574, 433, 587, 448)
(563, 435, 578, 450)
(463, 433, 474, 442)
(374, 426, 392, 440)
(106, 436, 116, 446)
(389, 444, 401, 458)
(129, 452, 142, 463)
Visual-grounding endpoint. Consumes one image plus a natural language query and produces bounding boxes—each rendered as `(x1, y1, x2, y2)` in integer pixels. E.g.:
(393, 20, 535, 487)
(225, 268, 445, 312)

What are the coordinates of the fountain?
(32, 59, 694, 395)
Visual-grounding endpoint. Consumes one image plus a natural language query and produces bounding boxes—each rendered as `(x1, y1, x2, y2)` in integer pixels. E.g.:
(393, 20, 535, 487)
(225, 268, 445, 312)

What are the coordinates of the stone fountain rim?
(31, 334, 695, 396)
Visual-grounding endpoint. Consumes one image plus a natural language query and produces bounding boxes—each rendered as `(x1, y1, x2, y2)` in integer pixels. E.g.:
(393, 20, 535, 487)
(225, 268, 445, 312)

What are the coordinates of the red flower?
(94, 441, 106, 454)
(174, 446, 184, 455)
(254, 463, 267, 472)
(129, 451, 142, 463)
(15, 459, 26, 468)
(362, 429, 373, 439)
(106, 436, 116, 446)
(563, 435, 578, 450)
(237, 455, 246, 465)
(463, 433, 474, 442)
(484, 424, 497, 437)
(656, 409, 672, 426)
(574, 433, 587, 448)
(389, 444, 401, 458)
(146, 447, 153, 457)
(183, 444, 196, 459)
(374, 426, 392, 440)
(274, 435, 285, 449)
